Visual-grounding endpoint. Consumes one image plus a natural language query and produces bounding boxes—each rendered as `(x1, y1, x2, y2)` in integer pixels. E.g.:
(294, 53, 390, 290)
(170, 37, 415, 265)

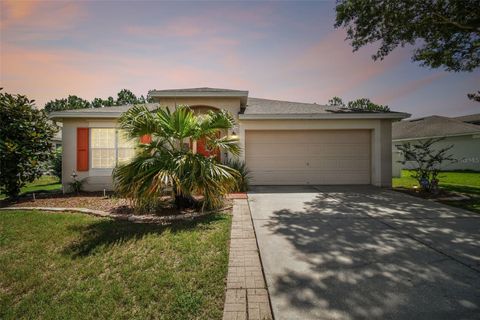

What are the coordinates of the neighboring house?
(454, 113, 480, 126)
(49, 87, 409, 191)
(392, 114, 480, 176)
(52, 128, 62, 149)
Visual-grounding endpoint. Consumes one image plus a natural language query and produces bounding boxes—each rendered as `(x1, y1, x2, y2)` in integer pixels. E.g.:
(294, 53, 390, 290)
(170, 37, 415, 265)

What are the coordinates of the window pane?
(91, 148, 115, 168)
(117, 129, 135, 164)
(91, 128, 116, 168)
(118, 129, 135, 148)
(91, 128, 115, 148)
(118, 148, 135, 164)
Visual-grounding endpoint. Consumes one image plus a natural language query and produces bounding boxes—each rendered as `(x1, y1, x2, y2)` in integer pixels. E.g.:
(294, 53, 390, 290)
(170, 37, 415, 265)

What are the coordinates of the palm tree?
(113, 104, 240, 211)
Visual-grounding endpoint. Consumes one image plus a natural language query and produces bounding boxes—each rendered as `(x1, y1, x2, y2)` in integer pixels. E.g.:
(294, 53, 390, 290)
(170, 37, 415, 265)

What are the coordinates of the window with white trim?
(91, 128, 136, 169)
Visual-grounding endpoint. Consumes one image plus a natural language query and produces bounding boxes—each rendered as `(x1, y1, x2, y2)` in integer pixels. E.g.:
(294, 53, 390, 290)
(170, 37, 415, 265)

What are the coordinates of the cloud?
(0, 42, 256, 107)
(374, 72, 447, 104)
(285, 29, 409, 102)
(1, 0, 39, 21)
(1, 1, 86, 40)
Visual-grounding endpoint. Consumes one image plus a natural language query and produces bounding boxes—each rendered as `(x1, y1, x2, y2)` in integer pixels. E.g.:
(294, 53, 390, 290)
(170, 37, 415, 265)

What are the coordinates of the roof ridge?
(248, 96, 326, 106)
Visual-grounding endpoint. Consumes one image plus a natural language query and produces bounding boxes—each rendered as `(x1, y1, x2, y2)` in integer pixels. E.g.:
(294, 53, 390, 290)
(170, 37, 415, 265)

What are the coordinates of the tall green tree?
(116, 89, 140, 105)
(335, 0, 480, 71)
(0, 90, 57, 198)
(113, 105, 240, 211)
(328, 97, 390, 112)
(44, 90, 150, 113)
(44, 95, 91, 113)
(335, 0, 480, 98)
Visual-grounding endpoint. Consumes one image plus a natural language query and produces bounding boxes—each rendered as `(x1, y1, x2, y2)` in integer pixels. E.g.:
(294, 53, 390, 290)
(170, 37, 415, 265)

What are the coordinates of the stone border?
(223, 199, 273, 320)
(0, 206, 226, 224)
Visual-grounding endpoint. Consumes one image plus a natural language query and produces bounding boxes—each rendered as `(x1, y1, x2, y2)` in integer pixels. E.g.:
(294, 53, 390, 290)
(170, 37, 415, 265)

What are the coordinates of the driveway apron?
(248, 186, 480, 320)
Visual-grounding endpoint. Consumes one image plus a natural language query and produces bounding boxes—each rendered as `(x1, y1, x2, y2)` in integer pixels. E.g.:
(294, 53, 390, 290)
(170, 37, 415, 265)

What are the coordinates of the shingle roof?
(392, 115, 480, 140)
(454, 113, 480, 124)
(244, 97, 333, 114)
(52, 103, 160, 114)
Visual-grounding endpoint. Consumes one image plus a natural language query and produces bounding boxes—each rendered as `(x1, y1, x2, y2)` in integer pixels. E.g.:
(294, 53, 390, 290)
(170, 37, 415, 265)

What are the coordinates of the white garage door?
(245, 130, 371, 185)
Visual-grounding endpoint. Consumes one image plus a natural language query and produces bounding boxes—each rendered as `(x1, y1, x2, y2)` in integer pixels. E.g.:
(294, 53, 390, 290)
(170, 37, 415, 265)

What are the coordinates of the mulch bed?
(1, 191, 129, 212)
(0, 191, 236, 217)
(393, 187, 470, 201)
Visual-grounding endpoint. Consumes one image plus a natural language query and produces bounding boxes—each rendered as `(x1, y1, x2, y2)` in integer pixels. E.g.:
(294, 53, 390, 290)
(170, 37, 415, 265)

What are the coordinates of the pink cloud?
(1, 1, 86, 32)
(1, 0, 39, 21)
(374, 72, 447, 104)
(0, 42, 256, 107)
(284, 29, 409, 102)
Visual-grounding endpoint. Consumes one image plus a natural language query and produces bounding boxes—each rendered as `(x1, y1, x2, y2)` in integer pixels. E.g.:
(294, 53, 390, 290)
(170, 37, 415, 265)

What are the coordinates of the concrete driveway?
(248, 186, 480, 320)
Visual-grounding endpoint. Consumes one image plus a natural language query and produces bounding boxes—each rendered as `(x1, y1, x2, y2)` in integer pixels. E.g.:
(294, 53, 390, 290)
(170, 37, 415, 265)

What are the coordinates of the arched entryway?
(190, 105, 225, 161)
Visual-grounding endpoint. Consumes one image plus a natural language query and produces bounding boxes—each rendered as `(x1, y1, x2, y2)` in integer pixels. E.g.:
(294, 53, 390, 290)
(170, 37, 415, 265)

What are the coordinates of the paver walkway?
(223, 199, 273, 320)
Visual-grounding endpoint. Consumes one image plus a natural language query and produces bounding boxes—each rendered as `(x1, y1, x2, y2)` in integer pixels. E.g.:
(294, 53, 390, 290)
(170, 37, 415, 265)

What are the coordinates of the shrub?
(225, 160, 250, 192)
(0, 90, 57, 198)
(397, 138, 456, 192)
(50, 147, 62, 180)
(113, 105, 240, 211)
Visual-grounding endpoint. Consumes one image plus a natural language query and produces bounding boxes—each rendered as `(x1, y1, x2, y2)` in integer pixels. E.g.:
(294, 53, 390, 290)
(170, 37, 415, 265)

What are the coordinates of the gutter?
(393, 132, 480, 142)
(239, 112, 411, 120)
(49, 112, 122, 119)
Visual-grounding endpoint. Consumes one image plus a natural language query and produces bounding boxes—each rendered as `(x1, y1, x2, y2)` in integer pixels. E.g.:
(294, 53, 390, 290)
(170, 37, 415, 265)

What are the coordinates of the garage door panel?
(246, 143, 307, 156)
(304, 144, 369, 155)
(245, 157, 307, 170)
(250, 170, 370, 185)
(246, 130, 371, 185)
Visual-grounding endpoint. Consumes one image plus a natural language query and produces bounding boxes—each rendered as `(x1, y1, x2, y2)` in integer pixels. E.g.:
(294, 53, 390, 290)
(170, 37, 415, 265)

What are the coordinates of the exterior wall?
(154, 97, 242, 163)
(238, 118, 394, 187)
(61, 100, 396, 190)
(62, 98, 243, 192)
(152, 97, 241, 121)
(379, 120, 393, 186)
(62, 118, 118, 192)
(394, 134, 480, 171)
(392, 147, 403, 177)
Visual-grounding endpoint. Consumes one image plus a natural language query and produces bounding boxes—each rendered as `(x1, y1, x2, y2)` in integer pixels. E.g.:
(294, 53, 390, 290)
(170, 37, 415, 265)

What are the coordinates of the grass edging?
(0, 206, 232, 224)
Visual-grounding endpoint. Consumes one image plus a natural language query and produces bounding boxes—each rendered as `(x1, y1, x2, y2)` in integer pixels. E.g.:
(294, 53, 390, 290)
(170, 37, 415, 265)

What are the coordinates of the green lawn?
(393, 170, 480, 214)
(0, 175, 61, 200)
(0, 210, 231, 320)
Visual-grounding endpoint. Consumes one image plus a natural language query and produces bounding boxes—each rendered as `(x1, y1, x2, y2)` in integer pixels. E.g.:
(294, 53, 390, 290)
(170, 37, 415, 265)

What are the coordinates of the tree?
(116, 89, 140, 105)
(113, 105, 240, 211)
(0, 90, 57, 198)
(328, 96, 345, 107)
(328, 96, 390, 112)
(50, 147, 62, 181)
(104, 96, 116, 106)
(468, 91, 480, 102)
(347, 98, 390, 112)
(397, 138, 456, 193)
(91, 98, 104, 108)
(44, 95, 91, 113)
(335, 0, 480, 72)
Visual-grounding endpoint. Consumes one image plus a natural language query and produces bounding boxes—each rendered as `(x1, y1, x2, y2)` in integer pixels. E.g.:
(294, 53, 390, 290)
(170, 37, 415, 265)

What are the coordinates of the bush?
(225, 160, 251, 192)
(69, 176, 86, 193)
(0, 90, 57, 198)
(50, 147, 62, 180)
(397, 138, 456, 193)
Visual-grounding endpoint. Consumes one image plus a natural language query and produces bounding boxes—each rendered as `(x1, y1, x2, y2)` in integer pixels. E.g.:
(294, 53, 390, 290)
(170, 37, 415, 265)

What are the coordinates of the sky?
(1, 0, 479, 118)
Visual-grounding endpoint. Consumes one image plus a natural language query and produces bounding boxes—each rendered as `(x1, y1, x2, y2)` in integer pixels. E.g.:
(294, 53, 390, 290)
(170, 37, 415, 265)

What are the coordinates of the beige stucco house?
(49, 88, 409, 191)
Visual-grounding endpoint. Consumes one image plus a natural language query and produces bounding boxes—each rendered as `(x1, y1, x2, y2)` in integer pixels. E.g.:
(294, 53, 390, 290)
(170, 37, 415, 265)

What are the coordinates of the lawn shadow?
(63, 213, 226, 258)
(260, 188, 480, 319)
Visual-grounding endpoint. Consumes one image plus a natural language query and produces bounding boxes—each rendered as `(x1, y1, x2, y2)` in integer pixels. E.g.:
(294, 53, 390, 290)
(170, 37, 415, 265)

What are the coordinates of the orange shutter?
(77, 128, 89, 171)
(197, 132, 221, 160)
(140, 134, 152, 143)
